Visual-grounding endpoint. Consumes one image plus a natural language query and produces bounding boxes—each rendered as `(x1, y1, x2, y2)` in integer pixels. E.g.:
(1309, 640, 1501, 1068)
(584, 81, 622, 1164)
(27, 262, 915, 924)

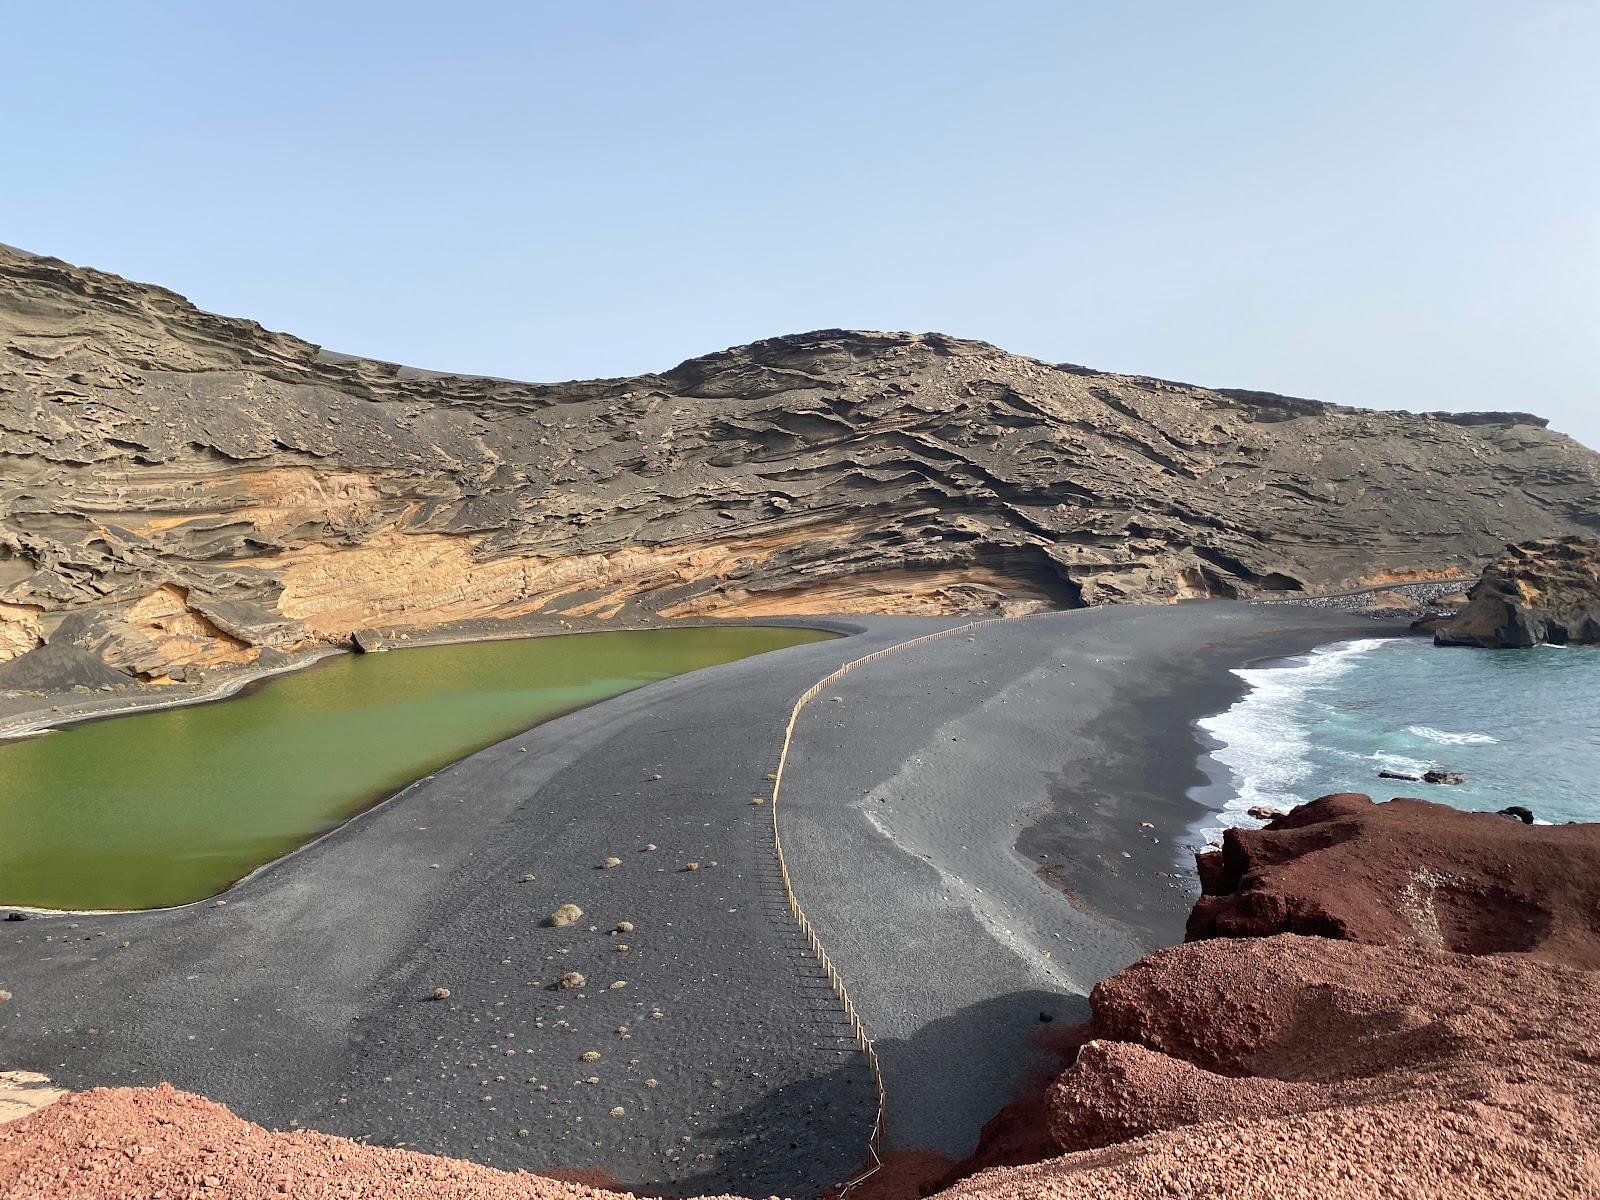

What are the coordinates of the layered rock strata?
(1431, 535, 1600, 647)
(5, 244, 1599, 689)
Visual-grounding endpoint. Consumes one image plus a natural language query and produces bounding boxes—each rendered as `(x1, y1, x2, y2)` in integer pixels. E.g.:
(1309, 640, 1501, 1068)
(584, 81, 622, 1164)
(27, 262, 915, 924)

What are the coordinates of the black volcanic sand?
(0, 618, 934, 1196)
(0, 604, 1399, 1194)
(779, 602, 1404, 1159)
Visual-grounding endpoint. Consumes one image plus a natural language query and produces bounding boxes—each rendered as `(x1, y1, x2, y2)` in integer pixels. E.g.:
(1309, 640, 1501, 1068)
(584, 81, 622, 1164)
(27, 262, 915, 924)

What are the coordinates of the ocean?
(1190, 634, 1600, 848)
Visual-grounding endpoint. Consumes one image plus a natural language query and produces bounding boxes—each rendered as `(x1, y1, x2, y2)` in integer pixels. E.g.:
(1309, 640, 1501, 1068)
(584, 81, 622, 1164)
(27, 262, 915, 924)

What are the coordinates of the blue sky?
(5, 1, 1597, 446)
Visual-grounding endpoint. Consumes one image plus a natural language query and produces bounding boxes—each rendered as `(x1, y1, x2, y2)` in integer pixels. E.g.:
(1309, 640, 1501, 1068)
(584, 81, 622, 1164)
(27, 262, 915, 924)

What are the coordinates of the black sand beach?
(0, 603, 1402, 1194)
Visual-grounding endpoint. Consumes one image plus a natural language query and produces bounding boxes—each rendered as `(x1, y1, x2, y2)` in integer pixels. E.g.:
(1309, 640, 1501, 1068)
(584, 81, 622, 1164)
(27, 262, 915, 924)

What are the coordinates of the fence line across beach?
(766, 607, 1054, 1193)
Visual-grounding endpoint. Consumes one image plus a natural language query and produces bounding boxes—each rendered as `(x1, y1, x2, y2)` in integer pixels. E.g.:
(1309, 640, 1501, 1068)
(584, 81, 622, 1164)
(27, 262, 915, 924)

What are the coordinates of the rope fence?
(765, 610, 1043, 1194)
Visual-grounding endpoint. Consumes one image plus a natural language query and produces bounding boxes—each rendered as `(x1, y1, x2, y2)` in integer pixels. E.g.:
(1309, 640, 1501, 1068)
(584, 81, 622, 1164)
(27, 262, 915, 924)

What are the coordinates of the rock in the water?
(1377, 769, 1421, 782)
(1422, 768, 1466, 785)
(1434, 536, 1600, 648)
(1245, 805, 1286, 821)
(1499, 805, 1536, 824)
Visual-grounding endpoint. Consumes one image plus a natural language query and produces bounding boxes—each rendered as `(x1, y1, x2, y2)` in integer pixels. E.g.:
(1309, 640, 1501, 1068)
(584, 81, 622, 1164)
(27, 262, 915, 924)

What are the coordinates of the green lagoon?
(0, 625, 832, 911)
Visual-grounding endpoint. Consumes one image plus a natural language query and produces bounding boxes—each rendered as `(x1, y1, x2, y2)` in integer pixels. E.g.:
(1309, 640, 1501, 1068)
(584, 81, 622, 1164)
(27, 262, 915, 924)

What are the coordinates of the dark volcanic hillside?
(3, 244, 1598, 687)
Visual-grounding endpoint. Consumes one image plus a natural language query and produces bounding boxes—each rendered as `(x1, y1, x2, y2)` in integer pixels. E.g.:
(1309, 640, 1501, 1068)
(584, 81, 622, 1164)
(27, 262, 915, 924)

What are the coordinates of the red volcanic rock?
(0, 1083, 729, 1200)
(1188, 792, 1600, 966)
(1046, 935, 1600, 1154)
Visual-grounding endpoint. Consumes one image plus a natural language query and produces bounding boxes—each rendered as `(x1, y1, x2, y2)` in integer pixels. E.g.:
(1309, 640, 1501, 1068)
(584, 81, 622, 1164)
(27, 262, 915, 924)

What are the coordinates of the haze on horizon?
(4, 1, 1597, 448)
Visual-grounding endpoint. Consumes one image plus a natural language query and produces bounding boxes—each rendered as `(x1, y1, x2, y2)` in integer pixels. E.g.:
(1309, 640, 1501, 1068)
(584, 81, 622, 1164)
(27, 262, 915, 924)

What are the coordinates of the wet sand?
(779, 603, 1404, 1159)
(0, 603, 1402, 1194)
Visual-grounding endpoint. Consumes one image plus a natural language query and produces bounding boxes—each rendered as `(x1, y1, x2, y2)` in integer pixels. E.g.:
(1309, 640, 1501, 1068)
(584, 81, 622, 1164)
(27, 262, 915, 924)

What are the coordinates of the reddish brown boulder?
(1188, 792, 1600, 966)
(1048, 932, 1598, 1140)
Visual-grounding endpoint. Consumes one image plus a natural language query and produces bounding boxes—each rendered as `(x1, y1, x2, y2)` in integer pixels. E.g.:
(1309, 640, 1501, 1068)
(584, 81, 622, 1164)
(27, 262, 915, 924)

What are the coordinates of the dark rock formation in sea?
(1431, 535, 1600, 648)
(4, 244, 1600, 691)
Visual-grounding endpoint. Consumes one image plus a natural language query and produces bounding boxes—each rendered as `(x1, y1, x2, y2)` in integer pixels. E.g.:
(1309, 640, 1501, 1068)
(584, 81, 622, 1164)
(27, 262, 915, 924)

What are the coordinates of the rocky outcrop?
(1027, 935, 1600, 1197)
(1187, 792, 1600, 965)
(1431, 536, 1600, 647)
(4, 244, 1600, 689)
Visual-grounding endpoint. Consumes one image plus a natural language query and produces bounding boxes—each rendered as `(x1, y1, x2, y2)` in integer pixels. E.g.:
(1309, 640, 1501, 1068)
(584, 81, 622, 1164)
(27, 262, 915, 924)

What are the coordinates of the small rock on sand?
(601, 857, 622, 869)
(558, 972, 585, 990)
(547, 904, 583, 927)
(431, 988, 451, 1001)
(613, 921, 634, 934)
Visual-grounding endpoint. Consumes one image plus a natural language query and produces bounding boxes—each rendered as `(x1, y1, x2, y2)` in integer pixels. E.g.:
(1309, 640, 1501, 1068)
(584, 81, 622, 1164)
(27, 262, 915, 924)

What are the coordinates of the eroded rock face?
(1432, 535, 1600, 647)
(1188, 792, 1600, 966)
(5, 244, 1600, 689)
(1027, 935, 1600, 1197)
(1019, 796, 1600, 1196)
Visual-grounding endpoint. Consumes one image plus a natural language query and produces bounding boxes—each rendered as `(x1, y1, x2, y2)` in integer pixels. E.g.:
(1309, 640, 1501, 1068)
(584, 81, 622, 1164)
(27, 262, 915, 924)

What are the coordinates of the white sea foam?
(1372, 751, 1432, 774)
(1192, 638, 1390, 849)
(1406, 725, 1499, 746)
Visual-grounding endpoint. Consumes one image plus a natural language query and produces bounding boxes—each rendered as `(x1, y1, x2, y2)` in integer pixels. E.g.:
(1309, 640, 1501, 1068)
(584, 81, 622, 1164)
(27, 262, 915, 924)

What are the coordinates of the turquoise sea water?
(1191, 635, 1600, 845)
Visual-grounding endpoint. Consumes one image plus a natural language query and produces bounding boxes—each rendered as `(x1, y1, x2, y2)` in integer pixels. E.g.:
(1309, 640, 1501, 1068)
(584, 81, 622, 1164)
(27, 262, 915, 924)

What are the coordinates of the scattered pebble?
(643, 844, 657, 852)
(610, 1106, 625, 1117)
(601, 857, 622, 869)
(520, 873, 536, 882)
(580, 1051, 601, 1062)
(559, 972, 586, 990)
(614, 921, 634, 934)
(431, 987, 451, 1001)
(547, 903, 583, 927)
(609, 980, 627, 990)
(683, 862, 701, 872)
(644, 1078, 659, 1089)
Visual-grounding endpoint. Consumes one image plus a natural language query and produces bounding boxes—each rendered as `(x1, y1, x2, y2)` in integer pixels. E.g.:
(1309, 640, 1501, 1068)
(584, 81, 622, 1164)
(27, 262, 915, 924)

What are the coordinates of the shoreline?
(1180, 632, 1406, 858)
(0, 603, 1408, 1195)
(0, 613, 865, 743)
(0, 620, 857, 918)
(774, 602, 1410, 1160)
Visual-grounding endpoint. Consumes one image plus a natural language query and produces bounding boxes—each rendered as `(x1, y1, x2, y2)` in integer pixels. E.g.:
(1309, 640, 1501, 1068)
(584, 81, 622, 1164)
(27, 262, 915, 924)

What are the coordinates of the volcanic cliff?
(4, 244, 1599, 689)
(1431, 535, 1600, 647)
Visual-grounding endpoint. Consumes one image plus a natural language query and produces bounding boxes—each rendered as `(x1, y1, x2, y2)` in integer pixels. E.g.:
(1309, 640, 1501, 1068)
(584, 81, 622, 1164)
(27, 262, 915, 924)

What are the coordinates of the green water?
(0, 626, 832, 911)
